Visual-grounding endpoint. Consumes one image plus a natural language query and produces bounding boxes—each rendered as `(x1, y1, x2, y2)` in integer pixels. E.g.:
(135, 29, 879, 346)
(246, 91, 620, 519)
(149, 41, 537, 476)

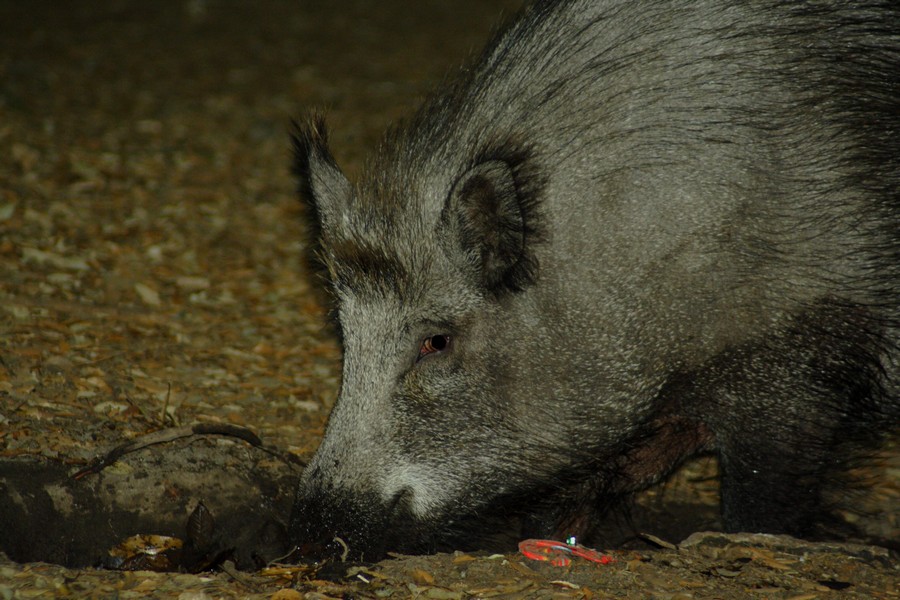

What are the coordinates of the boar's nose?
(289, 483, 421, 562)
(289, 506, 372, 562)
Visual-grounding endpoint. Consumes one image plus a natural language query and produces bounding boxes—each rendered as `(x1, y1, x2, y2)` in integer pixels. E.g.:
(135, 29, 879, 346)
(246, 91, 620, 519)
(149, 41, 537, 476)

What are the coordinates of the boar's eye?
(418, 334, 451, 360)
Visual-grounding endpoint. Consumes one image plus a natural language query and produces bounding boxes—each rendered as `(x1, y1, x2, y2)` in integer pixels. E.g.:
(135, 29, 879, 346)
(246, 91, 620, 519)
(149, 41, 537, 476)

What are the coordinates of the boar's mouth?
(288, 481, 523, 561)
(288, 469, 612, 562)
(288, 483, 449, 562)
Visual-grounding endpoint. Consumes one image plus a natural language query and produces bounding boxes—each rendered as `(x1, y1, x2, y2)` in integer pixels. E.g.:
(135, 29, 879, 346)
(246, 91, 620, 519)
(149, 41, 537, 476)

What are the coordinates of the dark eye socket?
(418, 334, 451, 360)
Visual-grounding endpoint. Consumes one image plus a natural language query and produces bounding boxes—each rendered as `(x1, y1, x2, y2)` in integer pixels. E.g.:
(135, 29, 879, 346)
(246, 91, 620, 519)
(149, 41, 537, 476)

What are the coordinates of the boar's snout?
(289, 477, 421, 562)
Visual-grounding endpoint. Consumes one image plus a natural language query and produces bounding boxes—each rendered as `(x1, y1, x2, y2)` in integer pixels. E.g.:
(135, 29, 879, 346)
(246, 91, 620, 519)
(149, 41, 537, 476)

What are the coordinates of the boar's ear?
(291, 115, 351, 236)
(443, 153, 543, 295)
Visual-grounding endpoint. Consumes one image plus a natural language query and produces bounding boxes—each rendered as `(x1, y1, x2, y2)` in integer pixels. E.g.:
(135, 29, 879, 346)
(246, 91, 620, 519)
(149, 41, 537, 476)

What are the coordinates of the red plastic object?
(518, 539, 614, 567)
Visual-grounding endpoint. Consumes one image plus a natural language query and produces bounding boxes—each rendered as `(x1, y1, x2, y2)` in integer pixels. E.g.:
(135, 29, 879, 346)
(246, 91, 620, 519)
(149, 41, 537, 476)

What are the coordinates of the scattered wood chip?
(411, 568, 435, 586)
(134, 282, 162, 306)
(270, 589, 303, 600)
(639, 532, 678, 550)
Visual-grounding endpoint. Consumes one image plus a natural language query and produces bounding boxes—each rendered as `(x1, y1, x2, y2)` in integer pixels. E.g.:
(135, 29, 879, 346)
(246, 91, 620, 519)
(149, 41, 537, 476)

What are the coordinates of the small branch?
(219, 559, 261, 591)
(71, 423, 280, 480)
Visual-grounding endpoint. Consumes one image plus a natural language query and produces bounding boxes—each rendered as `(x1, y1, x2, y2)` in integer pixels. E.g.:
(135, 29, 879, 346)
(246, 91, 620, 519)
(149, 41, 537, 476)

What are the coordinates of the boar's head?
(287, 115, 659, 561)
(289, 114, 541, 558)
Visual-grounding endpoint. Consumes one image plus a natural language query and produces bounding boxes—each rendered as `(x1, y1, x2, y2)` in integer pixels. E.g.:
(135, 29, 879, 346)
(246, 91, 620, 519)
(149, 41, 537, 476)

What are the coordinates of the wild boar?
(289, 0, 899, 560)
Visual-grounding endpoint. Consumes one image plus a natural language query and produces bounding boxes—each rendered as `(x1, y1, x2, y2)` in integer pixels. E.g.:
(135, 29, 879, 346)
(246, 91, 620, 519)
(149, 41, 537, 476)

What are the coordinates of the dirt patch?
(0, 428, 297, 569)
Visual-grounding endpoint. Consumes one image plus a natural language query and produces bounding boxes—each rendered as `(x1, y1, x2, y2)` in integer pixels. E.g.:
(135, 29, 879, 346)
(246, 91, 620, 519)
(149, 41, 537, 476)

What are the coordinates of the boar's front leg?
(521, 416, 714, 542)
(692, 303, 887, 537)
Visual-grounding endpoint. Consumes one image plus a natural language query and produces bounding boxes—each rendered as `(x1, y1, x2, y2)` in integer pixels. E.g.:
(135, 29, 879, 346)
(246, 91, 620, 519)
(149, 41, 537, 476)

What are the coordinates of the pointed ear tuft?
(443, 145, 544, 295)
(291, 114, 351, 235)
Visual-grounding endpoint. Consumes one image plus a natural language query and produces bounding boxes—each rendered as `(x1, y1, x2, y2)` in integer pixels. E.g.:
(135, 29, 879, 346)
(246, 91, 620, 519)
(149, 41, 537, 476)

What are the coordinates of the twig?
(219, 559, 260, 591)
(161, 383, 175, 426)
(76, 352, 125, 366)
(333, 536, 350, 562)
(639, 532, 678, 550)
(72, 423, 265, 480)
